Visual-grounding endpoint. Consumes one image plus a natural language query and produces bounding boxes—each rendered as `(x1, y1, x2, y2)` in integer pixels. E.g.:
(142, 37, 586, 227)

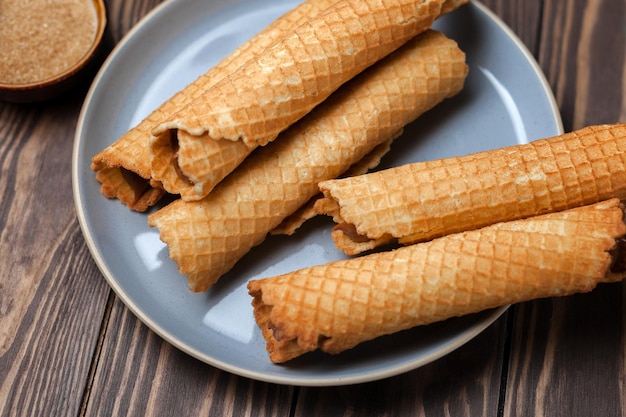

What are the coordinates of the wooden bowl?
(0, 0, 107, 103)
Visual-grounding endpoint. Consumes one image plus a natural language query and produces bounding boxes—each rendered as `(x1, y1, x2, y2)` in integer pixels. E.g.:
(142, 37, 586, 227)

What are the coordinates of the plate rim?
(72, 0, 563, 386)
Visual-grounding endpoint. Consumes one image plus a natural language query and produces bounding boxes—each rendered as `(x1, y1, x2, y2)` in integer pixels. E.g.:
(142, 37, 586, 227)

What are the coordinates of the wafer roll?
(149, 0, 468, 201)
(249, 199, 626, 363)
(315, 123, 626, 255)
(148, 30, 468, 292)
(90, 0, 340, 211)
(271, 136, 396, 236)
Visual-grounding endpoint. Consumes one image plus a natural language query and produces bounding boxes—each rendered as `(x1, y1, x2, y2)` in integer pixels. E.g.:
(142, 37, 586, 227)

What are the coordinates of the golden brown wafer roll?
(94, 167, 164, 211)
(148, 30, 468, 292)
(249, 199, 626, 363)
(316, 123, 626, 255)
(270, 136, 397, 236)
(91, 0, 340, 211)
(149, 0, 469, 201)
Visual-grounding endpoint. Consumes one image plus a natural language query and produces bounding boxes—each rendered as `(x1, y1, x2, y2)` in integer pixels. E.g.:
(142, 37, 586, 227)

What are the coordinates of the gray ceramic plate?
(73, 0, 563, 386)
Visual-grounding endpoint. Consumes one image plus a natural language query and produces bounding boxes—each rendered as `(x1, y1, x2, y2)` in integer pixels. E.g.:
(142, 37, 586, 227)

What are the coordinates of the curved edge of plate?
(472, 0, 563, 135)
(316, 306, 510, 386)
(72, 0, 562, 387)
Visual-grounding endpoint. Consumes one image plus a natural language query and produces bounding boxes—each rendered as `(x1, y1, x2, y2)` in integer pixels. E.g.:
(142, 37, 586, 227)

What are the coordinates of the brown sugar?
(0, 0, 98, 85)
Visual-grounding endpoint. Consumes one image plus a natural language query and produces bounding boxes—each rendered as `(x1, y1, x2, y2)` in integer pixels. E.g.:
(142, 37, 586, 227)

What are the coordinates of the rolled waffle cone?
(94, 167, 165, 212)
(271, 136, 397, 236)
(90, 0, 340, 211)
(315, 123, 626, 255)
(148, 30, 468, 292)
(149, 0, 468, 201)
(249, 199, 626, 363)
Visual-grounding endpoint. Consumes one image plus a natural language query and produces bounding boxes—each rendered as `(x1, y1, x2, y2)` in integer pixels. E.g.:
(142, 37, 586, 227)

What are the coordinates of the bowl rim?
(0, 0, 107, 92)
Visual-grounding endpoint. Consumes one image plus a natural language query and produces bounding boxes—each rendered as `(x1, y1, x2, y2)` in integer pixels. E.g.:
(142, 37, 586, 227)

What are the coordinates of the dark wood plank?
(480, 0, 543, 54)
(84, 297, 294, 416)
(0, 1, 165, 415)
(294, 315, 509, 417)
(502, 0, 626, 416)
(104, 0, 165, 44)
(0, 98, 111, 416)
(504, 288, 624, 417)
(538, 0, 626, 130)
(80, 1, 295, 415)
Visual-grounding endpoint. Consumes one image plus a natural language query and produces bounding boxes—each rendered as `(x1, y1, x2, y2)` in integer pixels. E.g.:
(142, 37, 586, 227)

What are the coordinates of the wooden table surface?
(2, 0, 625, 415)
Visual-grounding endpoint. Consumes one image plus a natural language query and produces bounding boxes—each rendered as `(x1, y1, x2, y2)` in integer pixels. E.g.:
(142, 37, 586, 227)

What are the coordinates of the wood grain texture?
(0, 1, 163, 415)
(504, 287, 624, 417)
(105, 0, 165, 44)
(0, 98, 111, 416)
(84, 297, 294, 417)
(78, 1, 294, 415)
(2, 0, 626, 416)
(293, 316, 508, 417)
(479, 0, 543, 54)
(502, 1, 626, 416)
(539, 0, 626, 130)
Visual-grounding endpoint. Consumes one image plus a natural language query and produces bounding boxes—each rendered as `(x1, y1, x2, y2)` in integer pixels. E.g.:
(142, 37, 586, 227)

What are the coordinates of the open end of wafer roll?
(316, 124, 626, 256)
(608, 238, 626, 281)
(94, 166, 165, 212)
(150, 127, 257, 200)
(90, 0, 343, 210)
(250, 199, 626, 363)
(148, 0, 471, 202)
(91, 0, 470, 210)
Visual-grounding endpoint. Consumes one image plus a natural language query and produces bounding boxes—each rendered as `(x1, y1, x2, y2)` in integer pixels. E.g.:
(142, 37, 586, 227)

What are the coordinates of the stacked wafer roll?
(249, 198, 626, 363)
(92, 0, 468, 210)
(149, 0, 468, 201)
(91, 0, 341, 211)
(148, 30, 469, 292)
(315, 123, 626, 255)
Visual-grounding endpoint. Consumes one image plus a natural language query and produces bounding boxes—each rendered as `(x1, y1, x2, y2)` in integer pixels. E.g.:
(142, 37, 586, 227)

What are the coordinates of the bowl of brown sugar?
(0, 0, 107, 103)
